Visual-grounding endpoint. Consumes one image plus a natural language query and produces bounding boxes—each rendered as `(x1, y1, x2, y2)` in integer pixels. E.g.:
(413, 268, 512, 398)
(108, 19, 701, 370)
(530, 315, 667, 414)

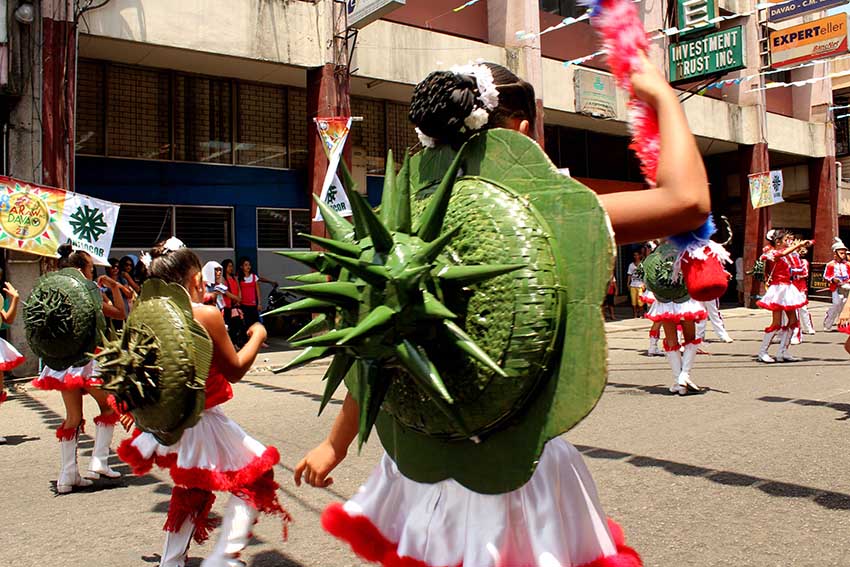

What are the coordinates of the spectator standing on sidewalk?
(627, 251, 646, 318)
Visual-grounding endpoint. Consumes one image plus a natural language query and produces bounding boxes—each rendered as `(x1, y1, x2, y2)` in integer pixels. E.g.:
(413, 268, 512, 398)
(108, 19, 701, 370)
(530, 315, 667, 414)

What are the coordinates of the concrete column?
(487, 0, 544, 144)
(809, 156, 838, 263)
(739, 143, 771, 308)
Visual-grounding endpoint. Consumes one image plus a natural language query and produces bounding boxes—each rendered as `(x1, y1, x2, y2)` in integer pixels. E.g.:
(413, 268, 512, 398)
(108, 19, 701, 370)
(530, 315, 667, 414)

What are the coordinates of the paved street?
(2, 302, 850, 567)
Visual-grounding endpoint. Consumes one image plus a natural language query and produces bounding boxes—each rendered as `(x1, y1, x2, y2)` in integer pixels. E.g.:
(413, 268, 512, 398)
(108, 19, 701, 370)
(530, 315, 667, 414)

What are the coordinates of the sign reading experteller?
(668, 26, 745, 83)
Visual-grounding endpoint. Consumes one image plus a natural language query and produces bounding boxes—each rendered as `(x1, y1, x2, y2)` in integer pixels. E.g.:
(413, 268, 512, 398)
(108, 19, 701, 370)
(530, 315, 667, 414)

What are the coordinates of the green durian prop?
(642, 241, 689, 303)
(276, 128, 614, 494)
(95, 279, 213, 446)
(24, 267, 106, 369)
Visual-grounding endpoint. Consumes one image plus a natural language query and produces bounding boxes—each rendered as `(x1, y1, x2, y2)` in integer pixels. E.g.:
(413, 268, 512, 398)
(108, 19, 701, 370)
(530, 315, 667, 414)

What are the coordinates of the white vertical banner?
(314, 117, 354, 221)
(57, 193, 121, 265)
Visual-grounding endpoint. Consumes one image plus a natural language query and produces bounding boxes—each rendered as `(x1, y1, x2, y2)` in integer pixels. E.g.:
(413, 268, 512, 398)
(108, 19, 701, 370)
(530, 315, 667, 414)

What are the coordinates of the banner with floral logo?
(0, 176, 119, 264)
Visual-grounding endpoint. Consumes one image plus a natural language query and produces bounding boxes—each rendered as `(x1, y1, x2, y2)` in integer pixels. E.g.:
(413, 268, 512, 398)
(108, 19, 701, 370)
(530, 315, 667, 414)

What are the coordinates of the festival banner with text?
(749, 171, 784, 209)
(314, 117, 354, 222)
(0, 176, 119, 264)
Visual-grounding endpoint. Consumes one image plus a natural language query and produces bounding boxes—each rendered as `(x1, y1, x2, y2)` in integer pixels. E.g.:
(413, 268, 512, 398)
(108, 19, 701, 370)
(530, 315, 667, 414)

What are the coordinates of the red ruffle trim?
(164, 486, 219, 545)
(648, 330, 660, 339)
(0, 355, 24, 372)
(839, 324, 850, 335)
(321, 503, 642, 567)
(662, 342, 680, 353)
(56, 420, 84, 441)
(683, 338, 702, 347)
(756, 299, 807, 312)
(32, 373, 102, 392)
(117, 429, 281, 493)
(0, 391, 6, 405)
(93, 411, 121, 426)
(235, 469, 293, 541)
(646, 310, 708, 323)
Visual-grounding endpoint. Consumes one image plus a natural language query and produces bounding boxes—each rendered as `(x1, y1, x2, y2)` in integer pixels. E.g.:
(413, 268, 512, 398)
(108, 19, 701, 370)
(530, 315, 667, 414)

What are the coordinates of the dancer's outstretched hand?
(294, 439, 346, 488)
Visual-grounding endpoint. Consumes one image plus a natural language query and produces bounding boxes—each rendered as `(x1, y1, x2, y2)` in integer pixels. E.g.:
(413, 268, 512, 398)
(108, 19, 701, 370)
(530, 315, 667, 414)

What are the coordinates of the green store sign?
(668, 25, 746, 84)
(677, 0, 718, 37)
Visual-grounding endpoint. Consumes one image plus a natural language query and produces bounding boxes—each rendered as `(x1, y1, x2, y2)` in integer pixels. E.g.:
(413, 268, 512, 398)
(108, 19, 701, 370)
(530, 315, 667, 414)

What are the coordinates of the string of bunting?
(747, 68, 850, 92)
(702, 52, 850, 93)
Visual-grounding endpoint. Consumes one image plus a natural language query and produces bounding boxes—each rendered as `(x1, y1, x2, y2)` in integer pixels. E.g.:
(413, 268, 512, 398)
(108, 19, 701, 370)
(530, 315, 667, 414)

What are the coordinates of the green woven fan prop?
(273, 128, 613, 494)
(24, 268, 106, 369)
(95, 279, 213, 446)
(642, 242, 690, 303)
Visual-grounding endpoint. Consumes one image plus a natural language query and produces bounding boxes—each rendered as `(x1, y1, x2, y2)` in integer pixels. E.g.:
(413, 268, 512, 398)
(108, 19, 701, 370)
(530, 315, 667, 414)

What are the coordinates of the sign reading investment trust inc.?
(347, 0, 406, 29)
(668, 26, 746, 83)
(769, 14, 848, 68)
(768, 0, 849, 23)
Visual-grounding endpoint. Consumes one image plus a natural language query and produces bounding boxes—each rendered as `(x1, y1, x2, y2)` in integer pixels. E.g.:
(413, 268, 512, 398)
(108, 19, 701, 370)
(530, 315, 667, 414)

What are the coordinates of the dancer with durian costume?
(755, 230, 811, 363)
(96, 238, 290, 567)
(24, 244, 128, 493)
(0, 281, 24, 444)
(280, 46, 709, 566)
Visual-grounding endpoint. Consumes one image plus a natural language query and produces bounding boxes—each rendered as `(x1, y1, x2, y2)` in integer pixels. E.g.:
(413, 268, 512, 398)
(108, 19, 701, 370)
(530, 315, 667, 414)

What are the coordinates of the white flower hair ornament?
(416, 127, 437, 149)
(139, 252, 152, 269)
(450, 63, 500, 133)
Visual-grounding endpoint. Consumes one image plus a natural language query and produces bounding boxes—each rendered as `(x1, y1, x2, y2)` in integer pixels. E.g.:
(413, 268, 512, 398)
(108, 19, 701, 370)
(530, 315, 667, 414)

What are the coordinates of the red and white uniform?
(0, 338, 24, 373)
(824, 260, 850, 331)
(32, 360, 100, 391)
(325, 437, 641, 567)
(640, 289, 655, 305)
(756, 249, 807, 312)
(788, 255, 814, 337)
(646, 296, 707, 323)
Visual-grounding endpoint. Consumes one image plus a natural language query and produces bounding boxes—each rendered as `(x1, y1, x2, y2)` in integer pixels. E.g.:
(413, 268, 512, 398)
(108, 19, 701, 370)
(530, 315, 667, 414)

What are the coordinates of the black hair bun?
(57, 243, 73, 258)
(409, 70, 478, 144)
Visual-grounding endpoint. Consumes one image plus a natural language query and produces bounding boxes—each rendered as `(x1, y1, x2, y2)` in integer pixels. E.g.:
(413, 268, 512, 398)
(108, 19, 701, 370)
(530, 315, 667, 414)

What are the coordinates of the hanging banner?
(0, 176, 120, 263)
(574, 68, 618, 119)
(768, 0, 849, 23)
(749, 171, 785, 209)
(769, 14, 848, 68)
(314, 117, 354, 222)
(58, 193, 121, 266)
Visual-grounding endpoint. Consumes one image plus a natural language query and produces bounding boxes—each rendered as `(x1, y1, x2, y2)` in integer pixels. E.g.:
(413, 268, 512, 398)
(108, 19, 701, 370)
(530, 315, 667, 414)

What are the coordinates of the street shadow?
(243, 380, 343, 407)
(0, 434, 39, 446)
(757, 395, 850, 421)
(574, 444, 850, 510)
(249, 550, 309, 567)
(606, 381, 728, 396)
(142, 556, 201, 566)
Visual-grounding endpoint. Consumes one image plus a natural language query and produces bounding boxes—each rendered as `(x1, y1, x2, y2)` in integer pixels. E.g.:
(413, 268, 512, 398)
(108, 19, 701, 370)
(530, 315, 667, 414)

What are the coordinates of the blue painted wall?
(76, 156, 310, 264)
(76, 157, 386, 262)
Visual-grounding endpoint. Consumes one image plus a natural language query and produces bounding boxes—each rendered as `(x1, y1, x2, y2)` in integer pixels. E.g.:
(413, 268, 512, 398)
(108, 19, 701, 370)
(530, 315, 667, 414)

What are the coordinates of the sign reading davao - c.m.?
(770, 14, 848, 68)
(669, 25, 746, 83)
(768, 0, 849, 23)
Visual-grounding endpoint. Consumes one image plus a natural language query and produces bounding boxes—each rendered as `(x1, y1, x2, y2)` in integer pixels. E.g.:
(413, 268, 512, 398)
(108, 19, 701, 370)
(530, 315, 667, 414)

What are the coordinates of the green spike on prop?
(392, 151, 412, 234)
(313, 194, 355, 243)
(323, 253, 390, 287)
(300, 234, 362, 258)
(443, 320, 507, 378)
(380, 149, 397, 227)
(288, 282, 361, 304)
(421, 291, 457, 319)
(287, 273, 328, 284)
(339, 305, 395, 345)
(348, 191, 394, 254)
(264, 297, 336, 317)
(415, 144, 466, 242)
(276, 251, 326, 272)
(436, 264, 525, 286)
(338, 159, 368, 240)
(416, 225, 462, 264)
(291, 328, 352, 348)
(288, 314, 330, 342)
(357, 360, 390, 449)
(319, 354, 355, 416)
(274, 346, 331, 373)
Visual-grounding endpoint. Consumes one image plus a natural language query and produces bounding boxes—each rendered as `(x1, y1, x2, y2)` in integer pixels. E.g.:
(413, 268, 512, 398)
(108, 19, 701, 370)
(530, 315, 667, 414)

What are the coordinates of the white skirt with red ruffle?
(640, 290, 656, 305)
(31, 360, 100, 390)
(646, 298, 707, 323)
(0, 338, 24, 372)
(117, 405, 279, 492)
(757, 283, 807, 312)
(322, 438, 642, 567)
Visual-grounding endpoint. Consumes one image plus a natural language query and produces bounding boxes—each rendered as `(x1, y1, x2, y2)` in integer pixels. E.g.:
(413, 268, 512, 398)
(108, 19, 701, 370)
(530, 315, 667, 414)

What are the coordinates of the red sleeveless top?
(204, 363, 233, 409)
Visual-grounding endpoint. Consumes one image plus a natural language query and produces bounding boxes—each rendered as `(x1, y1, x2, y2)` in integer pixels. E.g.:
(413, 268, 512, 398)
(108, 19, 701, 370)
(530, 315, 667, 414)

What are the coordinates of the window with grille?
(257, 208, 311, 249)
(350, 97, 387, 175)
(76, 61, 105, 155)
(113, 205, 173, 248)
(106, 66, 171, 160)
(237, 83, 287, 168)
(175, 76, 233, 164)
(539, 0, 587, 18)
(175, 206, 233, 248)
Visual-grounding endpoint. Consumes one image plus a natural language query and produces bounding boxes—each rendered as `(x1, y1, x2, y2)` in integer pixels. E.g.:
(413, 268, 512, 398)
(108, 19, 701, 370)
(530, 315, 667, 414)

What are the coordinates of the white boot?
(757, 327, 778, 363)
(57, 426, 94, 494)
(790, 325, 802, 346)
(799, 307, 815, 335)
(775, 327, 799, 362)
(160, 519, 196, 567)
(648, 333, 662, 356)
(677, 342, 701, 395)
(85, 424, 121, 479)
(201, 496, 258, 567)
(664, 344, 683, 394)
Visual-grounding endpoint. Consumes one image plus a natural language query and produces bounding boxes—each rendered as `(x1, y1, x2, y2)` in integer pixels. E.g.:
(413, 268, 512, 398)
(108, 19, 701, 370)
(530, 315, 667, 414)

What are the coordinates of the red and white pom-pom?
(673, 241, 732, 301)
